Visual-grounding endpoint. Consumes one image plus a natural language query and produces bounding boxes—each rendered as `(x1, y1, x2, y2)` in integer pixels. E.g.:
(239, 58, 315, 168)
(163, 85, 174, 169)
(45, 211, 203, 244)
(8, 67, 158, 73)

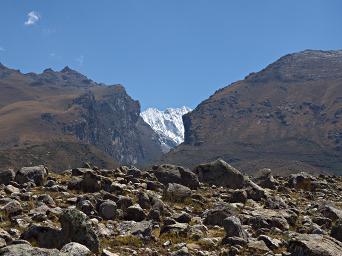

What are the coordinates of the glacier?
(141, 106, 192, 153)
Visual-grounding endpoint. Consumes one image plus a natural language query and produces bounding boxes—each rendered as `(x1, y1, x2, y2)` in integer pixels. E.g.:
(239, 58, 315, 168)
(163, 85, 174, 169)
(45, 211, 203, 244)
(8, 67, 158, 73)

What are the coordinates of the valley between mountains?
(1, 49, 342, 255)
(2, 49, 342, 175)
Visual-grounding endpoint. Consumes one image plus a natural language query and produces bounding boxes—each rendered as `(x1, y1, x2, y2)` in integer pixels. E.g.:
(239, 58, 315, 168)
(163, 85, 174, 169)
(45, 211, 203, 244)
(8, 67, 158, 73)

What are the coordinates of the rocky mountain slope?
(0, 160, 341, 255)
(164, 50, 342, 175)
(0, 64, 162, 170)
(141, 107, 191, 152)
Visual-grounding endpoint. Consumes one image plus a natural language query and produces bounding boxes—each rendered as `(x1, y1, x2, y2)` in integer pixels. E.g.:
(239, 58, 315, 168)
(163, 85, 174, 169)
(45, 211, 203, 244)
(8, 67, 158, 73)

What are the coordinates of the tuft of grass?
(159, 232, 194, 245)
(111, 235, 143, 247)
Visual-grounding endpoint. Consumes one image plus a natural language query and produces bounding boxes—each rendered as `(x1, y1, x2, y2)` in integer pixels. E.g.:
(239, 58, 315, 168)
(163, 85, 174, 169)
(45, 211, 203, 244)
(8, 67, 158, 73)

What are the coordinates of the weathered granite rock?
(152, 164, 200, 189)
(15, 166, 48, 186)
(288, 234, 342, 256)
(60, 242, 91, 256)
(0, 243, 60, 256)
(223, 216, 248, 240)
(193, 160, 246, 188)
(20, 225, 62, 249)
(164, 183, 191, 202)
(203, 203, 237, 226)
(59, 209, 99, 253)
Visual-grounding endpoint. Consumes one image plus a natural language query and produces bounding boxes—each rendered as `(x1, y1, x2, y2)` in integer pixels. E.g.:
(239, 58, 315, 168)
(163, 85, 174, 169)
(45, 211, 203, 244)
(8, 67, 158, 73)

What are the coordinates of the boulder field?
(0, 160, 341, 255)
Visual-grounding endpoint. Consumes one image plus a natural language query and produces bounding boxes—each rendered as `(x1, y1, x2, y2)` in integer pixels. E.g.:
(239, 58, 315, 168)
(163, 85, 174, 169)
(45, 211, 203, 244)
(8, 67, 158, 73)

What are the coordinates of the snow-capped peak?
(141, 106, 192, 152)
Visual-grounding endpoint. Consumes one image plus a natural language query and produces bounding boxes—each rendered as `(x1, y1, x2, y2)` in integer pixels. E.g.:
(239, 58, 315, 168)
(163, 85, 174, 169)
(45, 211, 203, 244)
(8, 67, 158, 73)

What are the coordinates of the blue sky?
(0, 1, 341, 110)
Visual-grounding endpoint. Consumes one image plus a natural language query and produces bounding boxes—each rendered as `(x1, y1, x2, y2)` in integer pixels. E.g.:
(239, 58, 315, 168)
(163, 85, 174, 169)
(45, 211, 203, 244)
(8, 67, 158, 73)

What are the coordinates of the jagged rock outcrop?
(164, 50, 342, 175)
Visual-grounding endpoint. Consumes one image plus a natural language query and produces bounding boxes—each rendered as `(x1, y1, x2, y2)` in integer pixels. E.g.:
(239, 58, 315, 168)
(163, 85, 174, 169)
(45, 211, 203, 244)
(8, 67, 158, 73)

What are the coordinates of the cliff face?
(62, 86, 162, 165)
(0, 64, 162, 170)
(164, 50, 342, 175)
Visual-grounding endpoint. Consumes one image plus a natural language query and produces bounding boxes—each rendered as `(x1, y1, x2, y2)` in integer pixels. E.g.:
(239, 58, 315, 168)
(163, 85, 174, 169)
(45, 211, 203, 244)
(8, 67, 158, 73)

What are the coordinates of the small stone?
(2, 200, 22, 216)
(125, 204, 146, 222)
(99, 200, 117, 220)
(4, 185, 19, 194)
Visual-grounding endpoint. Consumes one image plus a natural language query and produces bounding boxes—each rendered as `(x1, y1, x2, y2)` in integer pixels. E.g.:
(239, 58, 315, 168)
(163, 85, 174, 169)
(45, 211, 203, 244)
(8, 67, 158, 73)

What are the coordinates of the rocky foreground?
(0, 160, 341, 256)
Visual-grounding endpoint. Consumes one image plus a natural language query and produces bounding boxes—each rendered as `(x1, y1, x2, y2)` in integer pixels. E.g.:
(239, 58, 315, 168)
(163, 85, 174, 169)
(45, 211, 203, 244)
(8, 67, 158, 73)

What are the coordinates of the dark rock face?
(194, 159, 246, 188)
(164, 50, 342, 175)
(62, 86, 162, 166)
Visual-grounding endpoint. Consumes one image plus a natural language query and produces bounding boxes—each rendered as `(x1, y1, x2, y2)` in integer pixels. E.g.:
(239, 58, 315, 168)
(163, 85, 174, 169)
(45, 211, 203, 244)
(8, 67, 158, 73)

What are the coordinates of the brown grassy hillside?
(0, 64, 162, 169)
(164, 50, 342, 175)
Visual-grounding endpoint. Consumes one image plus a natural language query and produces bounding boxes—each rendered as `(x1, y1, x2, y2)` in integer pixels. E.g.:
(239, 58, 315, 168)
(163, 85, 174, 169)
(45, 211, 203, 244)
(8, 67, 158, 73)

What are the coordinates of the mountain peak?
(248, 49, 342, 83)
(61, 66, 75, 73)
(43, 68, 54, 73)
(141, 107, 192, 152)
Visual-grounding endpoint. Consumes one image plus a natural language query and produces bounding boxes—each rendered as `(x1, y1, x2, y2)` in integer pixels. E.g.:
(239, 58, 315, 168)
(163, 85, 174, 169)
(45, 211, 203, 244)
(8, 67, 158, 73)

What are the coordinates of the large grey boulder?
(152, 164, 200, 189)
(20, 225, 62, 249)
(0, 169, 15, 185)
(164, 183, 191, 202)
(203, 203, 237, 226)
(193, 159, 246, 188)
(288, 172, 315, 191)
(79, 171, 101, 192)
(254, 168, 278, 189)
(130, 220, 154, 238)
(320, 204, 342, 221)
(223, 216, 248, 240)
(0, 243, 60, 256)
(59, 209, 99, 253)
(288, 233, 342, 256)
(15, 166, 48, 186)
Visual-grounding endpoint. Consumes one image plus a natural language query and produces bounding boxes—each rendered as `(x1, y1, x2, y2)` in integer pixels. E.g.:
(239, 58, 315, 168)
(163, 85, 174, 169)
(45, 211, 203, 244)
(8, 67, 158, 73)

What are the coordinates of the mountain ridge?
(0, 63, 163, 170)
(164, 49, 342, 175)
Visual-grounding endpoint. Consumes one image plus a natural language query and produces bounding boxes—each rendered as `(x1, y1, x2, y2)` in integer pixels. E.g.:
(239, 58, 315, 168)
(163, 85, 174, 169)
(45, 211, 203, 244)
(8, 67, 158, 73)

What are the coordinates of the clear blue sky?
(0, 1, 341, 110)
